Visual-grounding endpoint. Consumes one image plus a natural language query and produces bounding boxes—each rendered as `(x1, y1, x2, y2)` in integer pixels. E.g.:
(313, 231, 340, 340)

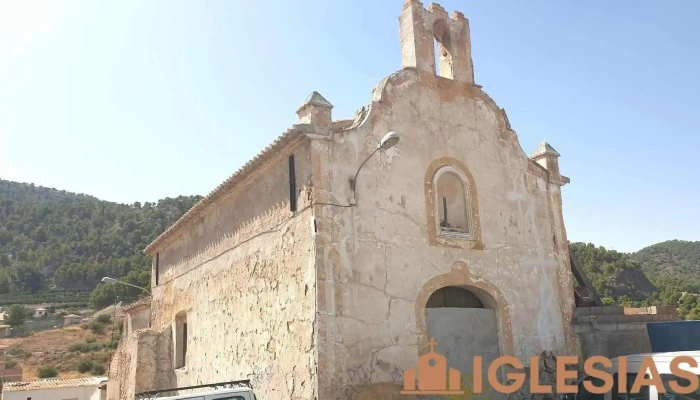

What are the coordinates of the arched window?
(433, 166, 475, 240)
(426, 286, 485, 308)
(425, 158, 481, 249)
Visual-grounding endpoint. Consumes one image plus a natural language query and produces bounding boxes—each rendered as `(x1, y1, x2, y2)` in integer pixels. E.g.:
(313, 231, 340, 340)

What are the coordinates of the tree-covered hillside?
(571, 241, 700, 320)
(569, 242, 657, 304)
(0, 179, 201, 307)
(2, 178, 700, 318)
(633, 240, 700, 279)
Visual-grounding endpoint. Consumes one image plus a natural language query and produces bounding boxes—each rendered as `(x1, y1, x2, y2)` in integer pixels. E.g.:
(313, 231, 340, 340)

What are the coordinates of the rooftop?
(120, 296, 151, 313)
(4, 377, 108, 392)
(143, 128, 305, 255)
(530, 141, 561, 158)
(297, 91, 333, 112)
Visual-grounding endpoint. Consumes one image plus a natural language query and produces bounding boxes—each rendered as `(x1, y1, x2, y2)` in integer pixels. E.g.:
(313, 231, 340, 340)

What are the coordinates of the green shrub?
(5, 359, 17, 368)
(88, 342, 103, 352)
(91, 364, 106, 376)
(88, 321, 105, 335)
(69, 341, 103, 353)
(69, 342, 86, 352)
(77, 359, 93, 373)
(37, 365, 58, 378)
(81, 323, 89, 330)
(96, 314, 111, 324)
(86, 336, 97, 343)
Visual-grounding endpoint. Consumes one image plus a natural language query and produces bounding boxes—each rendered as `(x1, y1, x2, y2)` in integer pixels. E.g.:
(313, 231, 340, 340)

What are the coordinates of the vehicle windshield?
(613, 373, 651, 400)
(578, 373, 652, 400)
(658, 374, 700, 400)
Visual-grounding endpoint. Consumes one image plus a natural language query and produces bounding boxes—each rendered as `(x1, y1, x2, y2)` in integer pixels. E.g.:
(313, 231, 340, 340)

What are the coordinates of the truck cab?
(572, 351, 700, 400)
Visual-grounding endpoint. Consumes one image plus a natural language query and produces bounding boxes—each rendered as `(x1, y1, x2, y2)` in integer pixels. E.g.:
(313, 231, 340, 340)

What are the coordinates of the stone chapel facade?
(108, 1, 579, 399)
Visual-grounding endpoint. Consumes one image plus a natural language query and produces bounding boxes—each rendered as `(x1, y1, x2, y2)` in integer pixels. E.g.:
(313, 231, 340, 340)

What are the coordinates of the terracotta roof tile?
(120, 296, 151, 313)
(4, 377, 107, 392)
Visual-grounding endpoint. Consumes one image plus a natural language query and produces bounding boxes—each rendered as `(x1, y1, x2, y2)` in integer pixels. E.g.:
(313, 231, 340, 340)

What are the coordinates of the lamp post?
(101, 276, 153, 329)
(100, 277, 150, 295)
(349, 131, 400, 204)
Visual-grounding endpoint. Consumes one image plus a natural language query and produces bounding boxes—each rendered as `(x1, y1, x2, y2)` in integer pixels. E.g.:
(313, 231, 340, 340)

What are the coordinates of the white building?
(2, 377, 107, 400)
(32, 308, 46, 318)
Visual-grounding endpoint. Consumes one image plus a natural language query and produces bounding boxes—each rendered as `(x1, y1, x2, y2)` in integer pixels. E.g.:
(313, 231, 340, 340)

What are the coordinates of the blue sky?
(1, 1, 698, 253)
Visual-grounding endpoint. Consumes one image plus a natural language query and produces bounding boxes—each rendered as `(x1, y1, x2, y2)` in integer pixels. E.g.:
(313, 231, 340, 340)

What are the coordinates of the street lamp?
(101, 277, 150, 295)
(349, 131, 401, 204)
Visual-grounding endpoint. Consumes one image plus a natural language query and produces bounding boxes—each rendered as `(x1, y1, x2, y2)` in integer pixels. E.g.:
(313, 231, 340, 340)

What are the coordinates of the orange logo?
(400, 338, 464, 395)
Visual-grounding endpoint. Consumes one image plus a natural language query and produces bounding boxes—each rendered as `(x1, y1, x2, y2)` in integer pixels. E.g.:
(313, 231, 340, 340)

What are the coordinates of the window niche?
(425, 159, 482, 249)
(174, 311, 188, 369)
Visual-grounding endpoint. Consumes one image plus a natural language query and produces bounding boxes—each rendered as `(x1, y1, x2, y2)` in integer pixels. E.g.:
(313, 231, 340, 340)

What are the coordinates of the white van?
(135, 381, 256, 400)
(573, 351, 700, 400)
(140, 387, 255, 400)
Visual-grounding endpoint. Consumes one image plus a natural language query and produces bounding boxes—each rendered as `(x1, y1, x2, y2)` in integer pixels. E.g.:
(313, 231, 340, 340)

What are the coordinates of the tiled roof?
(143, 128, 306, 255)
(120, 296, 151, 313)
(4, 377, 107, 392)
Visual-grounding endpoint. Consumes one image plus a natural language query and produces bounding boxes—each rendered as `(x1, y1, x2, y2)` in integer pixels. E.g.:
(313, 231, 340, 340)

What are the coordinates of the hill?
(0, 179, 201, 308)
(2, 177, 700, 318)
(1, 324, 116, 379)
(570, 242, 657, 303)
(571, 241, 700, 319)
(633, 240, 700, 279)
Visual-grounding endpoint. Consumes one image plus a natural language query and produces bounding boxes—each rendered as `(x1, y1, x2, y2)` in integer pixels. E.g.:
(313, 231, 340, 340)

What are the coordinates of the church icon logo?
(401, 338, 464, 395)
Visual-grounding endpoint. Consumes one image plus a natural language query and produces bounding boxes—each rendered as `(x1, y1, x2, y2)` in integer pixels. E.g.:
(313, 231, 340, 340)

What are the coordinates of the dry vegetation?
(0, 325, 116, 380)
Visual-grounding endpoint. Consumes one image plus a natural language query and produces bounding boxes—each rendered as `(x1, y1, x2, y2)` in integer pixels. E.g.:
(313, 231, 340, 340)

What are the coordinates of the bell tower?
(399, 0, 474, 84)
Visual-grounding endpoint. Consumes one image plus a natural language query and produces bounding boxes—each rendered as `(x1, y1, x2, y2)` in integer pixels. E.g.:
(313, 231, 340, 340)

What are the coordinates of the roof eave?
(144, 129, 308, 256)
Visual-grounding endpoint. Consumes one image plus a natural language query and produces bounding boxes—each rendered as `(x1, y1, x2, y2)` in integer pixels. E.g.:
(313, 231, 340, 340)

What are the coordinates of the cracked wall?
(141, 139, 317, 400)
(312, 68, 578, 399)
(107, 328, 158, 400)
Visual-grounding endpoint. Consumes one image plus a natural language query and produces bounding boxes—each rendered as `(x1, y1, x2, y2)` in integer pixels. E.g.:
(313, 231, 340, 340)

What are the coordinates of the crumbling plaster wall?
(107, 329, 157, 400)
(312, 68, 578, 399)
(129, 306, 151, 331)
(146, 139, 318, 400)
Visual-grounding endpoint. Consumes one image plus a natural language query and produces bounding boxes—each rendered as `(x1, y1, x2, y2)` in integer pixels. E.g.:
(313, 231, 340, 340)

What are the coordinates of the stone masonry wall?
(573, 306, 679, 360)
(311, 67, 578, 400)
(144, 139, 317, 400)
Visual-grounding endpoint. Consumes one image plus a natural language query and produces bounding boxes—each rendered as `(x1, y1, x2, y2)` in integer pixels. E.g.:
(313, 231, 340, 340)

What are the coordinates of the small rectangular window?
(175, 313, 188, 369)
(155, 252, 160, 286)
(182, 322, 187, 362)
(288, 154, 297, 212)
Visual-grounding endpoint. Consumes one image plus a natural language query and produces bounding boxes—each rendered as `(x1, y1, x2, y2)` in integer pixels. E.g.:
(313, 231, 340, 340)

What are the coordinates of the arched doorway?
(425, 286, 501, 390)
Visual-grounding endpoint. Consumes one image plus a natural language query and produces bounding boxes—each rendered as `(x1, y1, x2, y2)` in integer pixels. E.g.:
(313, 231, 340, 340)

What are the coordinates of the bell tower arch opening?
(399, 1, 475, 84)
(432, 18, 454, 79)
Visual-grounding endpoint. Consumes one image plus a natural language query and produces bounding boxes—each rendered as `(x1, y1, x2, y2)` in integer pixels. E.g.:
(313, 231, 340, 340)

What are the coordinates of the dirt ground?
(0, 325, 115, 380)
